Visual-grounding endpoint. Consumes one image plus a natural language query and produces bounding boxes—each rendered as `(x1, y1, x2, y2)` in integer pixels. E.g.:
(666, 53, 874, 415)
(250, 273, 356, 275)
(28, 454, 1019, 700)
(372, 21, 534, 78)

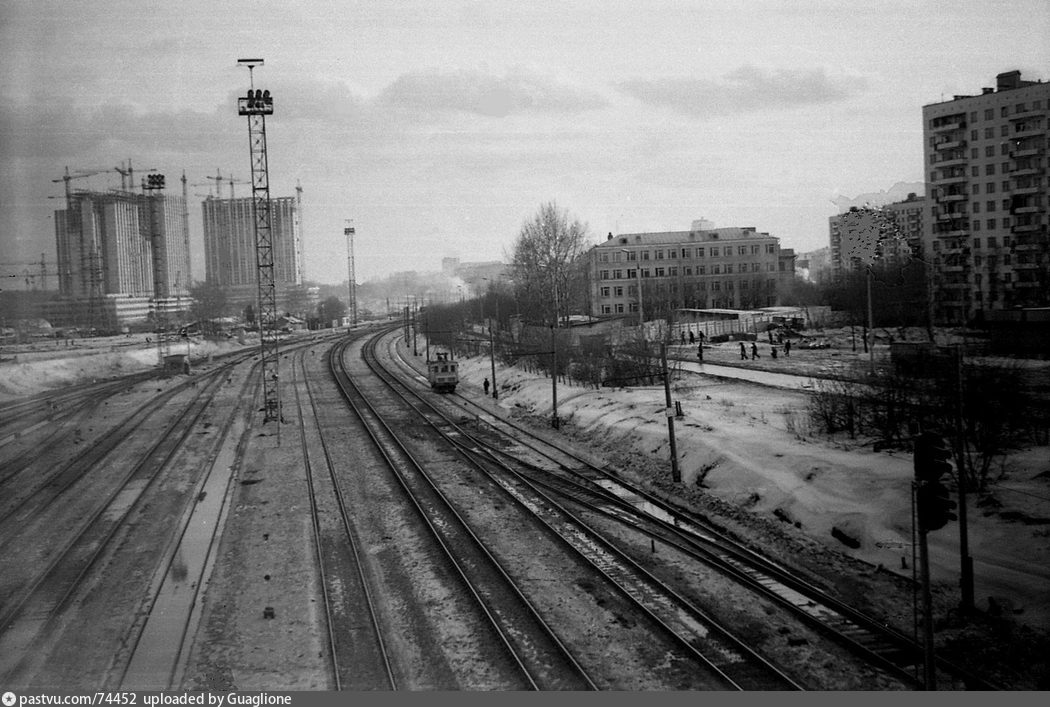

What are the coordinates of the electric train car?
(427, 352, 459, 393)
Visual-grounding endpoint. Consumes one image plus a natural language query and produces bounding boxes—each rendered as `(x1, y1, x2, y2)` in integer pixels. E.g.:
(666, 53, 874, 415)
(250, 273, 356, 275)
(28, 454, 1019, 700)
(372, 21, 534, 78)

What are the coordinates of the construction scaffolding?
(237, 59, 280, 424)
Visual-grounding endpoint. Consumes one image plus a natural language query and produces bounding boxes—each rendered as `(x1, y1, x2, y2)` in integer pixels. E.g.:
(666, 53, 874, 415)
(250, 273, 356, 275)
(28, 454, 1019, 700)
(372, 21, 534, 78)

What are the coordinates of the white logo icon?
(2, 692, 16, 707)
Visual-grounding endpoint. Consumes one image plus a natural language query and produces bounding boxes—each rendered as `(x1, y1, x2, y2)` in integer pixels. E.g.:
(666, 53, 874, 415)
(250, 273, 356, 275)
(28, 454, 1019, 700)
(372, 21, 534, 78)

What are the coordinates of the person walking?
(483, 378, 490, 395)
(739, 342, 747, 360)
(751, 342, 759, 360)
(771, 346, 778, 359)
(688, 330, 695, 345)
(697, 343, 704, 362)
(784, 339, 791, 357)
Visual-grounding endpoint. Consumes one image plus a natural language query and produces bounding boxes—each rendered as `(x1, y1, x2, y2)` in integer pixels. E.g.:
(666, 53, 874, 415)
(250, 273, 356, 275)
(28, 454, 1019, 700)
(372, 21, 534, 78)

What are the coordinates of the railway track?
(329, 333, 600, 690)
(349, 328, 800, 690)
(0, 352, 257, 687)
(292, 343, 397, 690)
(386, 332, 1001, 690)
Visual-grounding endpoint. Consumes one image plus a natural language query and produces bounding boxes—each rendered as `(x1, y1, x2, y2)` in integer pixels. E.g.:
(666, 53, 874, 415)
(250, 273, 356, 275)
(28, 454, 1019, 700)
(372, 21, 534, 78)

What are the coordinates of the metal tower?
(237, 58, 280, 423)
(143, 173, 169, 364)
(345, 220, 357, 327)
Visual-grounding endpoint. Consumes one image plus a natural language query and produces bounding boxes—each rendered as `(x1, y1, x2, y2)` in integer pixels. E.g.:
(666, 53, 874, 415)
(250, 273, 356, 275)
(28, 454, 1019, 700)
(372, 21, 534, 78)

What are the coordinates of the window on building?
(987, 236, 997, 247)
(987, 200, 996, 212)
(766, 244, 776, 254)
(652, 267, 663, 277)
(767, 263, 775, 271)
(613, 269, 622, 279)
(738, 246, 747, 255)
(752, 263, 760, 272)
(1001, 125, 1009, 137)
(641, 268, 650, 278)
(696, 247, 704, 258)
(1002, 217, 1011, 228)
(1002, 199, 1011, 211)
(626, 268, 636, 279)
(614, 286, 623, 297)
(985, 109, 994, 120)
(600, 270, 609, 280)
(1001, 142, 1011, 155)
(985, 145, 995, 157)
(1001, 106, 1009, 118)
(641, 251, 650, 260)
(984, 127, 994, 139)
(987, 219, 996, 229)
(1002, 181, 1010, 191)
(713, 264, 721, 274)
(600, 252, 609, 262)
(972, 219, 981, 231)
(670, 266, 679, 276)
(711, 281, 720, 291)
(986, 164, 996, 175)
(601, 305, 611, 314)
(615, 304, 624, 313)
(600, 286, 610, 297)
(724, 246, 733, 257)
(987, 182, 996, 193)
(625, 250, 637, 261)
(970, 111, 977, 122)
(973, 203, 981, 213)
(740, 280, 748, 290)
(971, 166, 979, 177)
(684, 266, 692, 275)
(972, 183, 980, 194)
(726, 281, 734, 291)
(970, 147, 979, 158)
(655, 249, 664, 259)
(681, 248, 690, 258)
(668, 249, 677, 259)
(697, 266, 705, 275)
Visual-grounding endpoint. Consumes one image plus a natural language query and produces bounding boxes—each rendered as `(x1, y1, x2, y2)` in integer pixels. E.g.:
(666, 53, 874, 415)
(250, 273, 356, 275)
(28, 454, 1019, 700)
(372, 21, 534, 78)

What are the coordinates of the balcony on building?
(1011, 182, 1042, 195)
(1013, 123, 1045, 139)
(1012, 222, 1044, 233)
(931, 115, 966, 132)
(934, 136, 966, 151)
(1009, 107, 1044, 122)
(936, 190, 968, 203)
(933, 169, 968, 185)
(1010, 165, 1044, 178)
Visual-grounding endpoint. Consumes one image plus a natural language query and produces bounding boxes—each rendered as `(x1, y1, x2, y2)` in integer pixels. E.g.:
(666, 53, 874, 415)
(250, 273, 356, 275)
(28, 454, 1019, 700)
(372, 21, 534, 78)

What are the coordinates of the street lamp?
(621, 249, 643, 327)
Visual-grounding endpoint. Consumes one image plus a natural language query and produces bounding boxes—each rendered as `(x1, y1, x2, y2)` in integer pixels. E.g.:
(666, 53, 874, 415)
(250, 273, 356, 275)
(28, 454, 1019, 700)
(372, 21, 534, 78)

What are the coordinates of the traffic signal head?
(914, 431, 952, 482)
(917, 479, 958, 532)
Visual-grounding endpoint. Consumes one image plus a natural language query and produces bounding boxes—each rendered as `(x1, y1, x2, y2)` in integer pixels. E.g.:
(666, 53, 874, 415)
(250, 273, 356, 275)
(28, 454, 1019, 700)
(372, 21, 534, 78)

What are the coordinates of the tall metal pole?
(661, 342, 681, 482)
(954, 346, 974, 613)
(917, 482, 937, 691)
(550, 325, 559, 429)
(867, 266, 875, 375)
(345, 220, 357, 327)
(237, 58, 280, 428)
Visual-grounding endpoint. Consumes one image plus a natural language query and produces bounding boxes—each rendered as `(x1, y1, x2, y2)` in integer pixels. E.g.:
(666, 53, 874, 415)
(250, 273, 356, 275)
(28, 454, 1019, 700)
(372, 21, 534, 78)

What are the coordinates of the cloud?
(378, 67, 607, 118)
(618, 64, 867, 117)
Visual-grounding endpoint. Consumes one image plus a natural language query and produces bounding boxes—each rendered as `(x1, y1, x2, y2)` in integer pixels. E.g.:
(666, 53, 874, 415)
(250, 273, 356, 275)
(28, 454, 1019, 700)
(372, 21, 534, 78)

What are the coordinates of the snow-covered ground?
(452, 347, 1050, 631)
(3, 330, 1047, 631)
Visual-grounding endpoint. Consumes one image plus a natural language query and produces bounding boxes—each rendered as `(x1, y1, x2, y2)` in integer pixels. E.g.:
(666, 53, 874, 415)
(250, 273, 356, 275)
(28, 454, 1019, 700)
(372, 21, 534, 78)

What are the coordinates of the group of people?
(739, 339, 790, 360)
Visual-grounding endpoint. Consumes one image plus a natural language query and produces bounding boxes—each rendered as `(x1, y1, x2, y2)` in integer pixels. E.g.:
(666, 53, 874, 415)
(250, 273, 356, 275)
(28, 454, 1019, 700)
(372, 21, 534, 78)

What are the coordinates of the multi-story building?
(589, 224, 793, 318)
(52, 189, 189, 327)
(828, 192, 925, 279)
(923, 70, 1049, 323)
(202, 194, 304, 312)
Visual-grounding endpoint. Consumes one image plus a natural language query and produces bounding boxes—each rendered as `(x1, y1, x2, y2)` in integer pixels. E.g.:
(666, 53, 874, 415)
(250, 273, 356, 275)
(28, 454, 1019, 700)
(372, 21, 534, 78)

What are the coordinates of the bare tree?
(511, 202, 590, 325)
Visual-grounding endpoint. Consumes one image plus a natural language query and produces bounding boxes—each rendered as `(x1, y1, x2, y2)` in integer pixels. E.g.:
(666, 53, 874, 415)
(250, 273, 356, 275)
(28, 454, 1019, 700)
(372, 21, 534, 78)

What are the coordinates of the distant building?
(52, 189, 190, 328)
(796, 246, 832, 283)
(202, 194, 304, 312)
(588, 224, 793, 319)
(922, 69, 1050, 323)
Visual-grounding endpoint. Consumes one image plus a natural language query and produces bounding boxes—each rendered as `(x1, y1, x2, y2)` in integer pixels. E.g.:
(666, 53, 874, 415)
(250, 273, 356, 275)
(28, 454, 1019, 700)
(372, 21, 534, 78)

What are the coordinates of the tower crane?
(114, 159, 158, 191)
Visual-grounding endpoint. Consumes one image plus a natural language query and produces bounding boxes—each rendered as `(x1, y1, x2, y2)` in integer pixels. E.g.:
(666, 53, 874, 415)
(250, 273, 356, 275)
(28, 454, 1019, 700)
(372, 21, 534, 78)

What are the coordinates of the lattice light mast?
(237, 58, 280, 423)
(143, 172, 168, 364)
(345, 220, 357, 327)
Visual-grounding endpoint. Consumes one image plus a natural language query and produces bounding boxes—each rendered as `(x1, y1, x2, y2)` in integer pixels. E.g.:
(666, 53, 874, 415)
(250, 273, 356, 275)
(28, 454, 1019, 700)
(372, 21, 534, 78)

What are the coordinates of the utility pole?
(345, 220, 357, 327)
(237, 57, 281, 429)
(954, 346, 974, 613)
(144, 173, 167, 365)
(661, 342, 681, 482)
(550, 324, 559, 429)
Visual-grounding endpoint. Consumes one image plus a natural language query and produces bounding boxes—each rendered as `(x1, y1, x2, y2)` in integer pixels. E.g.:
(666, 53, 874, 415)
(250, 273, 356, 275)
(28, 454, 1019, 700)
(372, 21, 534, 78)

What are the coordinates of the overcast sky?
(2, 0, 1048, 287)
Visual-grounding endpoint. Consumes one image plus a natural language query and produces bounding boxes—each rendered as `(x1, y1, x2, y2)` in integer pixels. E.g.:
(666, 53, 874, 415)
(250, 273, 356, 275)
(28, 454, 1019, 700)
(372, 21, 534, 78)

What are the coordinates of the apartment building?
(52, 189, 190, 327)
(202, 194, 304, 311)
(923, 70, 1049, 323)
(589, 225, 793, 319)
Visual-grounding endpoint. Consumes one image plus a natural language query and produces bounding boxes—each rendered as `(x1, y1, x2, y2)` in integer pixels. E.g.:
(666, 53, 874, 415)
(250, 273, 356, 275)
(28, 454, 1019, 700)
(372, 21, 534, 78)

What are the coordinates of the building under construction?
(50, 188, 190, 330)
(201, 192, 306, 314)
